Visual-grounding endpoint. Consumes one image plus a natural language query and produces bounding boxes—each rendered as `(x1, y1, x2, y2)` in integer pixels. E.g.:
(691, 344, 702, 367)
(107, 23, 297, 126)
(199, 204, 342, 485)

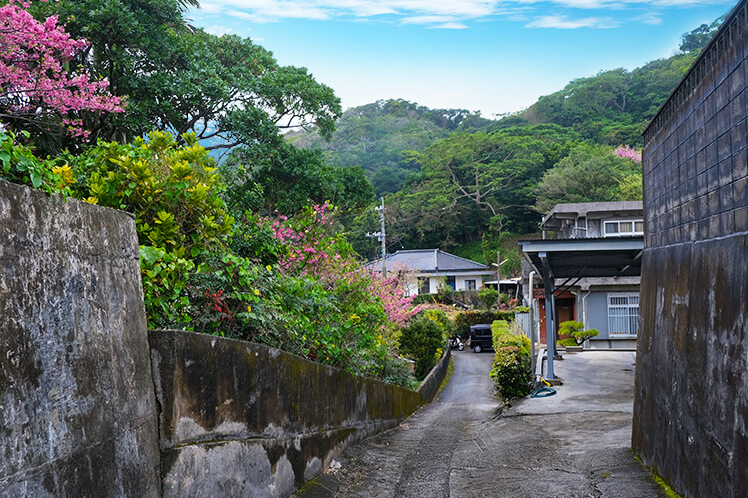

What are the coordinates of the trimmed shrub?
(398, 316, 445, 380)
(489, 320, 533, 401)
(558, 320, 599, 346)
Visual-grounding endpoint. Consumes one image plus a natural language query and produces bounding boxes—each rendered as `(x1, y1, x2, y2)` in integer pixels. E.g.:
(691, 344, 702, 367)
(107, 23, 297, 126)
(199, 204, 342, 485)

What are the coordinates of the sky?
(186, 0, 737, 118)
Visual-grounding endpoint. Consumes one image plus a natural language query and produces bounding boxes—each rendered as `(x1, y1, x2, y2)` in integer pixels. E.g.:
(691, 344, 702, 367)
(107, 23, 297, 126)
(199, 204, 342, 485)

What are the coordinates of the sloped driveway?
(298, 350, 664, 497)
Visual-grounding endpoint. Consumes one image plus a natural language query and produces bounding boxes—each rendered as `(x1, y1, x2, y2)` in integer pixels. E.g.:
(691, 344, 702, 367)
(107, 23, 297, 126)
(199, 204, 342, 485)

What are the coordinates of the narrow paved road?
(300, 349, 664, 497)
(333, 350, 497, 497)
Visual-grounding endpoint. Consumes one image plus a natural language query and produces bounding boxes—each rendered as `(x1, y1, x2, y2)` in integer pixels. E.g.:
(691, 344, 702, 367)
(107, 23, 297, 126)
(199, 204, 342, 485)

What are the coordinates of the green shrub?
(558, 320, 599, 345)
(416, 308, 455, 337)
(478, 287, 499, 310)
(489, 320, 533, 401)
(398, 316, 445, 380)
(412, 293, 439, 305)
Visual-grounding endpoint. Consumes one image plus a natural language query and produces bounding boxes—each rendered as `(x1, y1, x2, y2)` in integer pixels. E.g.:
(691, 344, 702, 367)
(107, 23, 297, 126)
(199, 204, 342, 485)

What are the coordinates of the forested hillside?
(291, 17, 724, 269)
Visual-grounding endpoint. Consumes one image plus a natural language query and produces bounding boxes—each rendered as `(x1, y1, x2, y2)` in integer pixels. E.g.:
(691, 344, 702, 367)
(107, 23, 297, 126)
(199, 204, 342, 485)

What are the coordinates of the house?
(520, 201, 644, 350)
(367, 249, 493, 296)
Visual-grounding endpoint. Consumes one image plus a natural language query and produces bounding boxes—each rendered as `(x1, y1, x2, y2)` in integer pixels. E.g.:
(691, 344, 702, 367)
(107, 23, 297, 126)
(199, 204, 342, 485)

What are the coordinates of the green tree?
(32, 0, 341, 152)
(381, 124, 580, 249)
(222, 141, 374, 217)
(533, 143, 642, 213)
(679, 15, 726, 53)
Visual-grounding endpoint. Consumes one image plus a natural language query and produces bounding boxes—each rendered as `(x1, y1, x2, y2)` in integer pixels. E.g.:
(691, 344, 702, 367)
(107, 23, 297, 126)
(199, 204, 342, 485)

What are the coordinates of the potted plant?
(558, 321, 599, 351)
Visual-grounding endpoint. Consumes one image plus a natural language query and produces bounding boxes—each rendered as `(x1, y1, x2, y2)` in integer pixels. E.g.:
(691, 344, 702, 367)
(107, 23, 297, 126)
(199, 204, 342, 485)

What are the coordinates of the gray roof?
(519, 237, 644, 278)
(369, 249, 491, 274)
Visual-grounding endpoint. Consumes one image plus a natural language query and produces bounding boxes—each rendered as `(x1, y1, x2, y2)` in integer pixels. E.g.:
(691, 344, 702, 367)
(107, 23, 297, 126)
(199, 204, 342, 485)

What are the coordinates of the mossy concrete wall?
(0, 178, 449, 497)
(635, 2, 748, 496)
(150, 330, 430, 498)
(0, 180, 161, 496)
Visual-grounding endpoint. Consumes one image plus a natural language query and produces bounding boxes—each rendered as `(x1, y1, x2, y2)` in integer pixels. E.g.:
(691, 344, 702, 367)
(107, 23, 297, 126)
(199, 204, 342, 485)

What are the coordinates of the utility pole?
(366, 197, 387, 278)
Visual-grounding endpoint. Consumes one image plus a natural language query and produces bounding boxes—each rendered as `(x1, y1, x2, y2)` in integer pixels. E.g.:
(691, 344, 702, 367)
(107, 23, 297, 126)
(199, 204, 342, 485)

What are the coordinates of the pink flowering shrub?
(0, 0, 123, 138)
(613, 145, 642, 163)
(258, 202, 419, 377)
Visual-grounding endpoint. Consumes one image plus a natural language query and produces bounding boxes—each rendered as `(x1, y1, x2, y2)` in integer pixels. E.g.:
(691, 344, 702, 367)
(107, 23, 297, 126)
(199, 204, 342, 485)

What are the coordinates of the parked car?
(468, 324, 493, 353)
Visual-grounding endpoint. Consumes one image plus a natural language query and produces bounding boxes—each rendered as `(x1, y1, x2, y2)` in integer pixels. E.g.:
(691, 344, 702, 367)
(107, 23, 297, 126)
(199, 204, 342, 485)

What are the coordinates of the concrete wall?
(0, 178, 450, 497)
(0, 180, 161, 496)
(633, 2, 748, 496)
(150, 330, 431, 498)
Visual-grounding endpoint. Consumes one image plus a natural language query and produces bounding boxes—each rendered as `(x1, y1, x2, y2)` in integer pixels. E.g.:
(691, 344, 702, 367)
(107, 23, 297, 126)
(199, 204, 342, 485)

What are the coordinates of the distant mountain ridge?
(288, 16, 723, 198)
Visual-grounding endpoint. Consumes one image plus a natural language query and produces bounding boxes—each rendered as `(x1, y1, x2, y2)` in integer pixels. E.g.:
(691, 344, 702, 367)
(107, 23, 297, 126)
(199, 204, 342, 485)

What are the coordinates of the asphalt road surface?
(298, 349, 664, 498)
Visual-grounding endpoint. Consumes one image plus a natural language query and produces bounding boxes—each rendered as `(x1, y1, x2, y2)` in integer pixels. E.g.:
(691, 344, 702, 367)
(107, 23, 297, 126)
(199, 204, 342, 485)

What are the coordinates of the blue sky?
(186, 0, 736, 118)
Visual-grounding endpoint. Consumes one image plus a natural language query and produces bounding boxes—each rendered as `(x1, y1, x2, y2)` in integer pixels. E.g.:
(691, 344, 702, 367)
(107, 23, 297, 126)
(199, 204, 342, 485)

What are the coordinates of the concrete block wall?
(634, 2, 748, 497)
(0, 180, 161, 496)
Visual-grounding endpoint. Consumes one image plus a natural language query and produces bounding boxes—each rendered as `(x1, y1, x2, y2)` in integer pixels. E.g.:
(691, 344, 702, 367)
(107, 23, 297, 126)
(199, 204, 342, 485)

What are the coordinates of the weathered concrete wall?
(150, 330, 436, 498)
(0, 178, 450, 497)
(634, 2, 748, 497)
(0, 180, 161, 496)
(416, 345, 450, 404)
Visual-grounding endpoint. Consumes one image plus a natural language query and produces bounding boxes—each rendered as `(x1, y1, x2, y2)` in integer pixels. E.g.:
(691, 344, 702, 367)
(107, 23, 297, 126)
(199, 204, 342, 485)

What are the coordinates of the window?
(418, 277, 430, 294)
(465, 279, 476, 291)
(604, 220, 644, 237)
(446, 276, 456, 290)
(608, 294, 639, 337)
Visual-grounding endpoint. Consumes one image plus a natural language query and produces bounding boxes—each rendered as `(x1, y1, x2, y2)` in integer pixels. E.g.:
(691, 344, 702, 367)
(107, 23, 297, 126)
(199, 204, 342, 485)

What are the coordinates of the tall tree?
(0, 0, 122, 148)
(31, 0, 341, 150)
(533, 143, 642, 213)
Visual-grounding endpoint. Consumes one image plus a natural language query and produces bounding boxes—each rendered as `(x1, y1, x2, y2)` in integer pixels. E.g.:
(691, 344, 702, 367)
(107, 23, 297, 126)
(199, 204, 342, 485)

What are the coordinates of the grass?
(632, 450, 683, 498)
(437, 356, 455, 394)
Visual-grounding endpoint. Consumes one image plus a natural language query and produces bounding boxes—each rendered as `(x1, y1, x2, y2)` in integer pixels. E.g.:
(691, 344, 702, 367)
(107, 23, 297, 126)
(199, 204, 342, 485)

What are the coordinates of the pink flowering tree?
(263, 202, 420, 375)
(0, 0, 122, 140)
(613, 145, 642, 163)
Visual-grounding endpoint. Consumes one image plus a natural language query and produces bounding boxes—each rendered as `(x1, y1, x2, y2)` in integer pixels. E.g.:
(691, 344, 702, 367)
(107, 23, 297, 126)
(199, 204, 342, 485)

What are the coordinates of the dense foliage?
(0, 0, 422, 388)
(25, 0, 341, 157)
(489, 320, 533, 402)
(398, 310, 450, 380)
(289, 16, 727, 267)
(288, 99, 488, 196)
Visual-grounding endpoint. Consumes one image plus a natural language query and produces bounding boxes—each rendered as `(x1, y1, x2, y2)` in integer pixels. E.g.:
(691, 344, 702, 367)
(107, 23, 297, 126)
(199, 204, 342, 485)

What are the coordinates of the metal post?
(496, 249, 501, 309)
(528, 271, 536, 373)
(539, 252, 555, 379)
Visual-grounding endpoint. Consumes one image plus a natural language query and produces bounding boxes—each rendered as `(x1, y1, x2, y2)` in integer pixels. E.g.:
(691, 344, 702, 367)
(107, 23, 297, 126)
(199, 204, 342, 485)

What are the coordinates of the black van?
(469, 324, 493, 353)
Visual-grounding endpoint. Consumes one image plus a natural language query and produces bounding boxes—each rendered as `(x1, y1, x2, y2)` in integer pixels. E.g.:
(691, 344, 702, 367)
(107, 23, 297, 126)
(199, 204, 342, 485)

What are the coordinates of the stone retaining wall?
(150, 330, 429, 498)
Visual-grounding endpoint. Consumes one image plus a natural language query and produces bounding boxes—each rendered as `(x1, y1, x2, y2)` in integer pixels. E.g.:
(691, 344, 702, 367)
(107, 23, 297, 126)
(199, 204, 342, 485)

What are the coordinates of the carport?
(519, 237, 644, 379)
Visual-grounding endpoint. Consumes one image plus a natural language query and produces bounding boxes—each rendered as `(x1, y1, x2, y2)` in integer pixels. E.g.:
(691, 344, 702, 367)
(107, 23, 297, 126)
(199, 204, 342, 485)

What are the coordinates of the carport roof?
(519, 237, 644, 279)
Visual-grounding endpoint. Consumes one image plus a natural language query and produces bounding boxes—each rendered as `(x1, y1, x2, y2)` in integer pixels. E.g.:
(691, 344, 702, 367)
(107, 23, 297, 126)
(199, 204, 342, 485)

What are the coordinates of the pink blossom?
(613, 145, 642, 163)
(0, 1, 123, 136)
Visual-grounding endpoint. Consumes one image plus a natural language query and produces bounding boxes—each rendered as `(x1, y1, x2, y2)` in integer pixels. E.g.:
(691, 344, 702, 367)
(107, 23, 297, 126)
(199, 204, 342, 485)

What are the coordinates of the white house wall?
(404, 274, 487, 296)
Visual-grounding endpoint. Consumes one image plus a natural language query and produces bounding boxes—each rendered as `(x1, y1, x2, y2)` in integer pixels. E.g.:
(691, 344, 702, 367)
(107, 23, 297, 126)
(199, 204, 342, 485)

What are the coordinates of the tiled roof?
(369, 249, 490, 273)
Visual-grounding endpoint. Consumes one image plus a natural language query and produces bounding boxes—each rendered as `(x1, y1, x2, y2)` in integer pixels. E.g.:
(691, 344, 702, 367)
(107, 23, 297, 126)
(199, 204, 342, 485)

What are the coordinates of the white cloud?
(191, 0, 503, 23)
(401, 15, 470, 28)
(189, 0, 731, 26)
(525, 14, 620, 28)
(633, 11, 663, 24)
(203, 24, 236, 35)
